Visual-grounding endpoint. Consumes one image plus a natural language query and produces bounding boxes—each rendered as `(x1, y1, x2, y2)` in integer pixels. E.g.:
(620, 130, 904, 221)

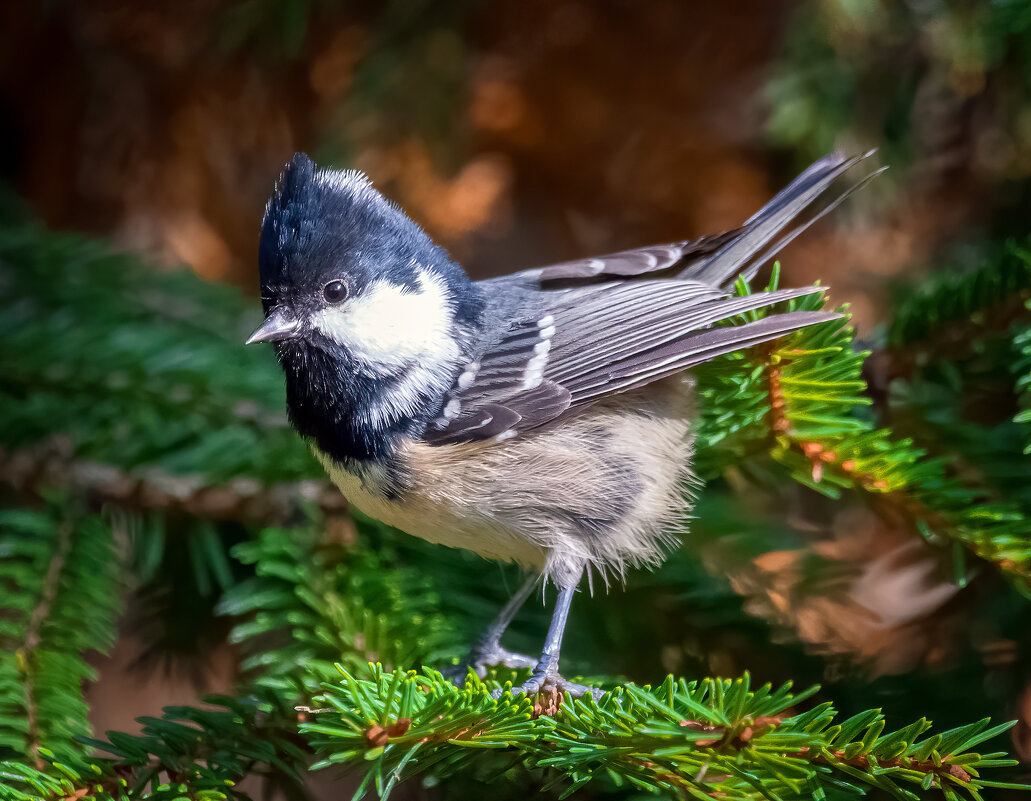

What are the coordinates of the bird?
(247, 151, 879, 698)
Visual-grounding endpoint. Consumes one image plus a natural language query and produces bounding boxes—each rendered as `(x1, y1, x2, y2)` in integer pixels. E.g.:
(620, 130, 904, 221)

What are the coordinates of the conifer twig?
(20, 520, 72, 768)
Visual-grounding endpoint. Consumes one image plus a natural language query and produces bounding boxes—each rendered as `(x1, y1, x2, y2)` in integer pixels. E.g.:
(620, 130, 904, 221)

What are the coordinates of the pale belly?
(317, 451, 549, 570)
(311, 376, 697, 587)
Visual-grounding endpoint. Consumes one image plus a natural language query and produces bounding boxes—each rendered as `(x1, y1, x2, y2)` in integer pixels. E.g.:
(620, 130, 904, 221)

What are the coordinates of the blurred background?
(3, 0, 1029, 326)
(3, 0, 1031, 797)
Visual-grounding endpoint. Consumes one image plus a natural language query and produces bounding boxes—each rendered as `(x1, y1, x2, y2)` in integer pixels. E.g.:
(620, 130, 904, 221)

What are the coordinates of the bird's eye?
(323, 280, 349, 304)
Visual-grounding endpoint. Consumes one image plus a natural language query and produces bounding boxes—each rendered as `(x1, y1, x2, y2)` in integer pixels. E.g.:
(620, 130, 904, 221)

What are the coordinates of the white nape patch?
(495, 429, 518, 441)
(311, 270, 462, 426)
(521, 315, 556, 390)
(587, 258, 605, 275)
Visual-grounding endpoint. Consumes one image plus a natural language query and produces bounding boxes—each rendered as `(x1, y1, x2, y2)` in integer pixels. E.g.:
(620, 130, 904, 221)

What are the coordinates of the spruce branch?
(694, 265, 1031, 592)
(1012, 319, 1031, 456)
(0, 504, 120, 766)
(887, 241, 1031, 376)
(299, 664, 1025, 800)
(0, 697, 307, 801)
(0, 222, 320, 487)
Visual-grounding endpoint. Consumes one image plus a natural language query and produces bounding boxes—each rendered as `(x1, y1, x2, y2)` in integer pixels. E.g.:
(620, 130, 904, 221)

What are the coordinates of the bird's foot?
(445, 643, 537, 684)
(491, 667, 601, 701)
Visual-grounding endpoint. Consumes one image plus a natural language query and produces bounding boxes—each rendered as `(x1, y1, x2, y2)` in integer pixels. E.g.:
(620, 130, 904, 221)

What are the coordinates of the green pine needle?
(297, 664, 1024, 801)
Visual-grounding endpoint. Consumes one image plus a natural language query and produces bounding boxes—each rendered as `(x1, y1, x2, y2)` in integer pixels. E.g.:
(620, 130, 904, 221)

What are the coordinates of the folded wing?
(520, 151, 881, 290)
(423, 282, 838, 445)
(422, 152, 877, 445)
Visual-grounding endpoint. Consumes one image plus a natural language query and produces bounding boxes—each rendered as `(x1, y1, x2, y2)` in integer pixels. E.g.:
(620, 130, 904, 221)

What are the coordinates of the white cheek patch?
(311, 271, 460, 374)
(311, 270, 463, 427)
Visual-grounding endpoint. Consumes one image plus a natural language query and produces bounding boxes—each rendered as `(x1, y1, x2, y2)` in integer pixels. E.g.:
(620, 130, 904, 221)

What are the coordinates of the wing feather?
(546, 286, 822, 386)
(421, 152, 877, 445)
(511, 151, 878, 291)
(528, 235, 738, 283)
(422, 282, 837, 444)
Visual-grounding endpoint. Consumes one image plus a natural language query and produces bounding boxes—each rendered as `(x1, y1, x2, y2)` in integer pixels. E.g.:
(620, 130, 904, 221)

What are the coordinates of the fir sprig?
(0, 223, 320, 486)
(301, 664, 1023, 801)
(694, 264, 1031, 592)
(0, 697, 307, 801)
(0, 503, 120, 765)
(219, 522, 462, 702)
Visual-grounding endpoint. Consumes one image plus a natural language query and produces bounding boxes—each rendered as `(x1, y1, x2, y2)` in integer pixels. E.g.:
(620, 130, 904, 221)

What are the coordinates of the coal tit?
(247, 151, 877, 697)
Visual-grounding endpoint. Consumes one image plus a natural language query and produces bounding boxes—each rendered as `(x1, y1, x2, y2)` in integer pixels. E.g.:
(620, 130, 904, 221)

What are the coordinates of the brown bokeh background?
(6, 0, 1023, 333)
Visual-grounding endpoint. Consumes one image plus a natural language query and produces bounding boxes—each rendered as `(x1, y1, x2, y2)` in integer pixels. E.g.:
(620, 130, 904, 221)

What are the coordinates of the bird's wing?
(512, 151, 881, 291)
(422, 281, 838, 445)
(422, 151, 879, 445)
(518, 233, 739, 284)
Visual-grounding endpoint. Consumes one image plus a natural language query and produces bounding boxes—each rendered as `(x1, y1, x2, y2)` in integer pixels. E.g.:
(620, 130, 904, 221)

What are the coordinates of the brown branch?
(762, 343, 1031, 585)
(765, 351, 791, 436)
(789, 746, 972, 785)
(0, 439, 348, 525)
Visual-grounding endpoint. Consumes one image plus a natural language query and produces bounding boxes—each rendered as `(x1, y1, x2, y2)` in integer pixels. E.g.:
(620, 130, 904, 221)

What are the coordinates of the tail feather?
(678, 151, 882, 288)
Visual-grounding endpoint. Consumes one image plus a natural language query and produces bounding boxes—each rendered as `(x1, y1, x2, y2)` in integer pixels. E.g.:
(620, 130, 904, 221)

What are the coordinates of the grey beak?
(246, 309, 300, 344)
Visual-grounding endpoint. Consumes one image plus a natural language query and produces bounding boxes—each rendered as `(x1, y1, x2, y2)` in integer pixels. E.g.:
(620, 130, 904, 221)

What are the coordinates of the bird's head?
(249, 153, 481, 373)
(248, 153, 485, 460)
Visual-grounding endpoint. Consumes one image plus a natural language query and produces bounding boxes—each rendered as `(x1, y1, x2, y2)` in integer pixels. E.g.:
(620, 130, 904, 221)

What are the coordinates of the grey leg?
(449, 573, 539, 682)
(499, 580, 599, 699)
(473, 573, 539, 658)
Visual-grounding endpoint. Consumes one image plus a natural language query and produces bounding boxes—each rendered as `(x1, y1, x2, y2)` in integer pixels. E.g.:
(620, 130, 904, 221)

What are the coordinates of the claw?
(478, 647, 536, 674)
(491, 668, 601, 700)
(445, 645, 537, 685)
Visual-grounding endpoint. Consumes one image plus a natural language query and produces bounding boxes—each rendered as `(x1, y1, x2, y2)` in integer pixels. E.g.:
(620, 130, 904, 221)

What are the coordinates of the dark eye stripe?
(323, 280, 349, 303)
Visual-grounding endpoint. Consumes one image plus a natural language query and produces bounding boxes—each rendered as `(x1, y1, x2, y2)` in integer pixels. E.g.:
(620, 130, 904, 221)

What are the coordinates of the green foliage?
(882, 238, 1031, 467)
(767, 0, 1031, 176)
(81, 698, 307, 801)
(303, 664, 1022, 801)
(0, 503, 119, 764)
(0, 222, 319, 485)
(0, 697, 307, 801)
(694, 262, 1031, 591)
(888, 242, 1031, 352)
(0, 758, 82, 801)
(3, 222, 1031, 798)
(1014, 322, 1031, 455)
(219, 520, 461, 702)
(303, 665, 540, 798)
